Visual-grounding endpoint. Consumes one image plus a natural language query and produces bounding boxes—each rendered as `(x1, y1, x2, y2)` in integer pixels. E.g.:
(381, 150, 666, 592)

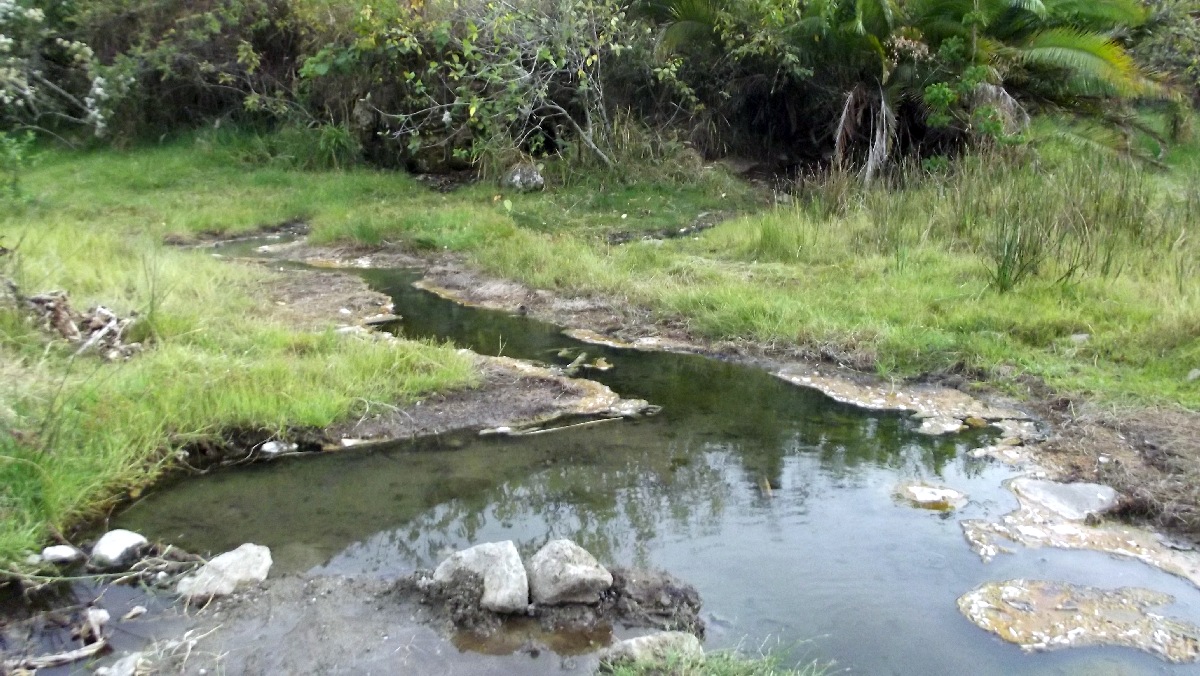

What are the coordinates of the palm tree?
(638, 0, 1167, 173)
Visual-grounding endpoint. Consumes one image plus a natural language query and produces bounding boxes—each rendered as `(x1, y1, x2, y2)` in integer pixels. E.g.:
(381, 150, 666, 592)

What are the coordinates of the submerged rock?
(177, 543, 273, 602)
(1009, 478, 1118, 521)
(895, 482, 967, 511)
(599, 631, 703, 664)
(434, 541, 529, 614)
(958, 580, 1200, 663)
(90, 529, 148, 569)
(41, 544, 84, 565)
(916, 416, 966, 435)
(527, 539, 613, 605)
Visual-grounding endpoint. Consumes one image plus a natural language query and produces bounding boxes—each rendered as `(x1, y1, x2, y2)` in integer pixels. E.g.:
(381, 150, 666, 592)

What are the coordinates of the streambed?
(106, 260, 1200, 675)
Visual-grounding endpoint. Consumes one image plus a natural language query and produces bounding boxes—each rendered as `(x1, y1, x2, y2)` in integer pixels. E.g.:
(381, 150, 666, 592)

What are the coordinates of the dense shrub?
(3, 0, 1172, 173)
(1136, 0, 1200, 104)
(1, 0, 109, 135)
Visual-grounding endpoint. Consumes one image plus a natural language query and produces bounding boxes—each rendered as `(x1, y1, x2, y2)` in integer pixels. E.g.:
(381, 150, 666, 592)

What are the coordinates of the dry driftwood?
(2, 278, 142, 360)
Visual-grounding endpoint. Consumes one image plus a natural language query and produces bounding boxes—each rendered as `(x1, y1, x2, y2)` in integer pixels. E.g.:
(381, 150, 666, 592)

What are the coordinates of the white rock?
(527, 539, 613, 605)
(599, 631, 703, 664)
(897, 483, 967, 510)
(91, 530, 148, 569)
(95, 651, 148, 676)
(917, 416, 966, 435)
(41, 544, 84, 565)
(177, 544, 272, 602)
(433, 541, 529, 613)
(1188, 369, 1200, 383)
(1011, 478, 1118, 521)
(258, 440, 296, 455)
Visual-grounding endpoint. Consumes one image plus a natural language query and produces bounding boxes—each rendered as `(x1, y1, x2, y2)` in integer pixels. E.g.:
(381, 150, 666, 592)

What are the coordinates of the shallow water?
(117, 263, 1200, 675)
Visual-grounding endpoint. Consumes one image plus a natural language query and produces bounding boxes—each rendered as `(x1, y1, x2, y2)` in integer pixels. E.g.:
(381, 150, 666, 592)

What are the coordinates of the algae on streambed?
(108, 264, 1200, 675)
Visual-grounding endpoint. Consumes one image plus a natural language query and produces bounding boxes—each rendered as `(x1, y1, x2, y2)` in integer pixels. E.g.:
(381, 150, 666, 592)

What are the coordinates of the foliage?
(640, 0, 1165, 172)
(0, 128, 33, 198)
(298, 0, 646, 172)
(0, 0, 110, 136)
(1135, 0, 1200, 103)
(68, 0, 307, 138)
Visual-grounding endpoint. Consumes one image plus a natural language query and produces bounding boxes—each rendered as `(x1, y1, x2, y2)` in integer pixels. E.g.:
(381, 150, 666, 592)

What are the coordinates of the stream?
(102, 257, 1200, 675)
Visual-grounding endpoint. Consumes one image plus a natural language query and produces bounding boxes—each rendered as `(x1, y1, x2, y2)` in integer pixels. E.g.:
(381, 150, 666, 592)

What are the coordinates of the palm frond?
(1041, 0, 1147, 30)
(1014, 28, 1163, 98)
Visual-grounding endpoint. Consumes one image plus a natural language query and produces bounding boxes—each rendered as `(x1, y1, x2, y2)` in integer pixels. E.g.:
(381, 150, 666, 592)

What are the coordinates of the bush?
(1136, 0, 1200, 104)
(1, 0, 109, 135)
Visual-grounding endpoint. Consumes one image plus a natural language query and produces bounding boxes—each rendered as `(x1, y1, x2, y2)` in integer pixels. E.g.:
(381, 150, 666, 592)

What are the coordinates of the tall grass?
(758, 151, 1197, 295)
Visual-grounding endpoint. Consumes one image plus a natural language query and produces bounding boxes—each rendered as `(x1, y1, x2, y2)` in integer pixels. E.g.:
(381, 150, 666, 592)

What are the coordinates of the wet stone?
(90, 529, 148, 569)
(958, 580, 1200, 663)
(41, 544, 83, 565)
(177, 543, 273, 602)
(527, 539, 613, 606)
(1010, 478, 1118, 521)
(895, 482, 967, 511)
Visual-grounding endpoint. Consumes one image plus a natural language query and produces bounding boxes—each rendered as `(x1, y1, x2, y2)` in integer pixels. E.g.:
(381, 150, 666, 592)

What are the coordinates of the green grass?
(604, 651, 827, 676)
(0, 149, 480, 566)
(2, 122, 1197, 563)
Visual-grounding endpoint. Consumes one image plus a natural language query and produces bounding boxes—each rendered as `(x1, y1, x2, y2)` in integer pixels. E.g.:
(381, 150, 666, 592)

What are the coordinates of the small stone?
(258, 440, 297, 455)
(599, 631, 703, 665)
(433, 541, 529, 614)
(1068, 333, 1091, 345)
(41, 544, 84, 565)
(90, 530, 149, 569)
(527, 539, 613, 605)
(896, 483, 968, 511)
(1188, 369, 1200, 383)
(964, 416, 988, 428)
(122, 605, 147, 621)
(177, 544, 272, 602)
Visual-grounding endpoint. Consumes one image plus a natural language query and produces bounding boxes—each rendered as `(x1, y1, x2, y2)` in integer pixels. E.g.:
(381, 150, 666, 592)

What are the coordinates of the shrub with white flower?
(1, 0, 110, 136)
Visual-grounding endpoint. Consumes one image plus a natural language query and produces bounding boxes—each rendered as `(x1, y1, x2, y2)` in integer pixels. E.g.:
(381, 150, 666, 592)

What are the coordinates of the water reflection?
(114, 266, 1199, 675)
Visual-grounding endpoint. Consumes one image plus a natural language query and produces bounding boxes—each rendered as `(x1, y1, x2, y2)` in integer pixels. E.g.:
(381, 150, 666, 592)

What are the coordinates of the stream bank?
(7, 233, 1200, 675)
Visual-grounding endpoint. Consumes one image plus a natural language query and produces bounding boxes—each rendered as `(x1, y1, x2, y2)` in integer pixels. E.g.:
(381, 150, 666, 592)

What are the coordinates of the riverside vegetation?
(1, 0, 1199, 671)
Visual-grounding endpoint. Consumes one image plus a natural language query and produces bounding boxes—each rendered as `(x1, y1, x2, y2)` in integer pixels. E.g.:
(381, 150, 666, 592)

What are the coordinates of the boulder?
(177, 543, 272, 602)
(599, 631, 703, 665)
(527, 539, 613, 605)
(41, 544, 84, 565)
(1011, 478, 1118, 521)
(90, 530, 148, 569)
(434, 541, 529, 613)
(502, 163, 544, 193)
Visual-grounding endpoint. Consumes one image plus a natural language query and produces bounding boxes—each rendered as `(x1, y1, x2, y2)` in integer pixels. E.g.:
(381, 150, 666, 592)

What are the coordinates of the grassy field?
(1, 123, 1197, 565)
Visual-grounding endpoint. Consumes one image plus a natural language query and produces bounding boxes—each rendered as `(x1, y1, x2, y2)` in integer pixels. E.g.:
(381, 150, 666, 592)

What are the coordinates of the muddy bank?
(277, 242, 1200, 545)
(174, 266, 653, 468)
(115, 565, 701, 676)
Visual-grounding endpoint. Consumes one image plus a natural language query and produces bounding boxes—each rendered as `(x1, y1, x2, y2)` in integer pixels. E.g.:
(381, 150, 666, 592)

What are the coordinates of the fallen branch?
(2, 638, 109, 670)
